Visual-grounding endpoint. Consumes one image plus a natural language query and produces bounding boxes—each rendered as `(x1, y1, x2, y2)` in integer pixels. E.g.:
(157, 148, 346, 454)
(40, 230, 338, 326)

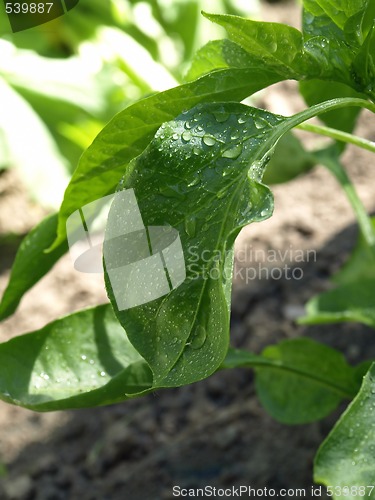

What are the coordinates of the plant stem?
(315, 152, 375, 247)
(296, 123, 375, 154)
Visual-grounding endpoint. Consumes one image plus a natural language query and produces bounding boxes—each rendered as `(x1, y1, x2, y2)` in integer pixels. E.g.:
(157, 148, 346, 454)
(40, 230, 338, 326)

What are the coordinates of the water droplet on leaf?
(189, 325, 207, 349)
(222, 144, 242, 159)
(184, 215, 197, 238)
(203, 135, 216, 146)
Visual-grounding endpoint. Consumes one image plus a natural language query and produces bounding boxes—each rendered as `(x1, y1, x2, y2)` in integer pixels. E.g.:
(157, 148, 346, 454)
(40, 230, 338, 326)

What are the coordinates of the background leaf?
(255, 338, 358, 424)
(203, 13, 309, 78)
(0, 214, 68, 321)
(263, 132, 315, 185)
(300, 218, 375, 329)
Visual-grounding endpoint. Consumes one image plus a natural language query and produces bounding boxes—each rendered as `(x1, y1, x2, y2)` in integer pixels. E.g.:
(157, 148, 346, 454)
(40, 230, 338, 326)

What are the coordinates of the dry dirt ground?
(1, 2, 375, 499)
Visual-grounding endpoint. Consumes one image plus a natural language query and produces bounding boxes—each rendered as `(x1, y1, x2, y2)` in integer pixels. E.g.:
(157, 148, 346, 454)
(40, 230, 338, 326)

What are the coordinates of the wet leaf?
(315, 363, 375, 498)
(0, 305, 152, 411)
(103, 98, 361, 387)
(50, 67, 285, 251)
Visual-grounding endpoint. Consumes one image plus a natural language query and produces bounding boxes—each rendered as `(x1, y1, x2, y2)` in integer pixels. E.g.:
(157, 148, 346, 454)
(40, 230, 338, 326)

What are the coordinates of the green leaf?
(333, 218, 375, 286)
(185, 39, 259, 82)
(50, 67, 286, 251)
(300, 280, 375, 329)
(255, 338, 358, 424)
(314, 363, 375, 497)
(302, 1, 375, 93)
(221, 339, 358, 424)
(352, 24, 375, 100)
(300, 218, 375, 329)
(262, 132, 315, 185)
(299, 80, 364, 133)
(103, 98, 371, 388)
(303, 0, 369, 32)
(0, 76, 69, 209)
(0, 214, 68, 321)
(203, 13, 309, 78)
(0, 305, 152, 411)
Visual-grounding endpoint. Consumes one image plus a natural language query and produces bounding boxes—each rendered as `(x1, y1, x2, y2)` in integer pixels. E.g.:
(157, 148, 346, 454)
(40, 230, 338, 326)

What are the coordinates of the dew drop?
(238, 116, 246, 124)
(254, 117, 268, 129)
(268, 41, 278, 53)
(182, 131, 192, 142)
(81, 355, 87, 361)
(189, 325, 207, 349)
(217, 188, 228, 199)
(185, 121, 192, 129)
(172, 133, 179, 140)
(213, 111, 229, 123)
(184, 215, 197, 238)
(193, 147, 201, 156)
(203, 135, 216, 147)
(222, 144, 243, 159)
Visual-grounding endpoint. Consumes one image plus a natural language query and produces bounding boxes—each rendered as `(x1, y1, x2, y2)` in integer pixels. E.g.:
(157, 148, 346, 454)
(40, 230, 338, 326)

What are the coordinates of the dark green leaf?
(103, 98, 367, 388)
(314, 363, 375, 496)
(0, 305, 152, 411)
(51, 67, 285, 251)
(255, 338, 358, 424)
(0, 214, 67, 321)
(104, 102, 279, 387)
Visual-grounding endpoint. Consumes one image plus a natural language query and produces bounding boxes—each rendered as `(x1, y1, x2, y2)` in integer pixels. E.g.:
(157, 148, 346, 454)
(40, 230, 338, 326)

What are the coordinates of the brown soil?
(1, 2, 375, 499)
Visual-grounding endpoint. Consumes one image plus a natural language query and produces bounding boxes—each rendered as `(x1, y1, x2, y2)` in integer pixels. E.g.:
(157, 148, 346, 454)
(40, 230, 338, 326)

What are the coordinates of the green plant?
(1, 0, 375, 495)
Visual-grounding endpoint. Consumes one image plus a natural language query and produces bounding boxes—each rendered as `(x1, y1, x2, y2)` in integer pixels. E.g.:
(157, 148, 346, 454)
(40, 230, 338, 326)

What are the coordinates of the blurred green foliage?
(0, 0, 259, 209)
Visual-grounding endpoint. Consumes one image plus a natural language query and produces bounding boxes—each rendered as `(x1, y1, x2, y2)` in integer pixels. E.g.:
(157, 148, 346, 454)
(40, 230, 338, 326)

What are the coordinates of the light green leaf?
(203, 12, 309, 78)
(185, 39, 258, 82)
(50, 67, 286, 251)
(300, 219, 375, 329)
(314, 363, 375, 498)
(300, 280, 375, 329)
(255, 338, 358, 424)
(303, 0, 369, 31)
(333, 218, 375, 286)
(0, 214, 68, 321)
(0, 305, 152, 411)
(0, 77, 69, 209)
